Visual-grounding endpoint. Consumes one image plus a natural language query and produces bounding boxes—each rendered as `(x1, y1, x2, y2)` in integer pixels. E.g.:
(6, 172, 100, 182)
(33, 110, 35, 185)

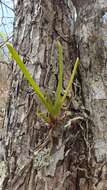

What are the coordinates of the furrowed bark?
(2, 0, 107, 190)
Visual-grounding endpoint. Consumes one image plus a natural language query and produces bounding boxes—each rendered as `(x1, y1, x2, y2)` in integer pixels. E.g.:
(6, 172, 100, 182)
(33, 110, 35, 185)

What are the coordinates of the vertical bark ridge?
(3, 0, 106, 189)
(3, 0, 83, 189)
(74, 0, 107, 189)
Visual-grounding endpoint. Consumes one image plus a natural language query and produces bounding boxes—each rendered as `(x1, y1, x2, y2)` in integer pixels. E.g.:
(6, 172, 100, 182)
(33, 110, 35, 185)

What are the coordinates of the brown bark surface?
(1, 0, 107, 190)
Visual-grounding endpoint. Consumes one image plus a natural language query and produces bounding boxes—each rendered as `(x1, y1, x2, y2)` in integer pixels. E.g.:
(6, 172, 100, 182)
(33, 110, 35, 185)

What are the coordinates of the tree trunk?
(1, 0, 107, 190)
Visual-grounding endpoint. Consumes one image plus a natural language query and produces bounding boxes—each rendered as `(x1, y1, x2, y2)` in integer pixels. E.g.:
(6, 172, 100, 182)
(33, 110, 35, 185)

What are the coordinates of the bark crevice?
(1, 0, 107, 189)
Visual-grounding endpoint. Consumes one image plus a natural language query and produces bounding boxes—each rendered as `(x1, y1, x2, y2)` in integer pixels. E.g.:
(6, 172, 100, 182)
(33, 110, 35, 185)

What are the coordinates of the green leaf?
(6, 43, 54, 114)
(61, 57, 80, 105)
(53, 40, 63, 115)
(6, 41, 80, 123)
(0, 32, 7, 42)
(0, 49, 3, 58)
(36, 110, 50, 123)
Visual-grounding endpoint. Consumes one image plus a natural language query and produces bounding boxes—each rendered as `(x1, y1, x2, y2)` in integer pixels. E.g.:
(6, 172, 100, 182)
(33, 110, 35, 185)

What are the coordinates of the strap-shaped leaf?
(6, 42, 80, 122)
(36, 110, 50, 123)
(7, 43, 53, 114)
(61, 57, 80, 105)
(0, 32, 7, 42)
(53, 40, 63, 115)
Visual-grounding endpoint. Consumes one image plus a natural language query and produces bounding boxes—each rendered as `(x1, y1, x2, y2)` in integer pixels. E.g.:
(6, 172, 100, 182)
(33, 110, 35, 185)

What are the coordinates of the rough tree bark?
(1, 0, 107, 189)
